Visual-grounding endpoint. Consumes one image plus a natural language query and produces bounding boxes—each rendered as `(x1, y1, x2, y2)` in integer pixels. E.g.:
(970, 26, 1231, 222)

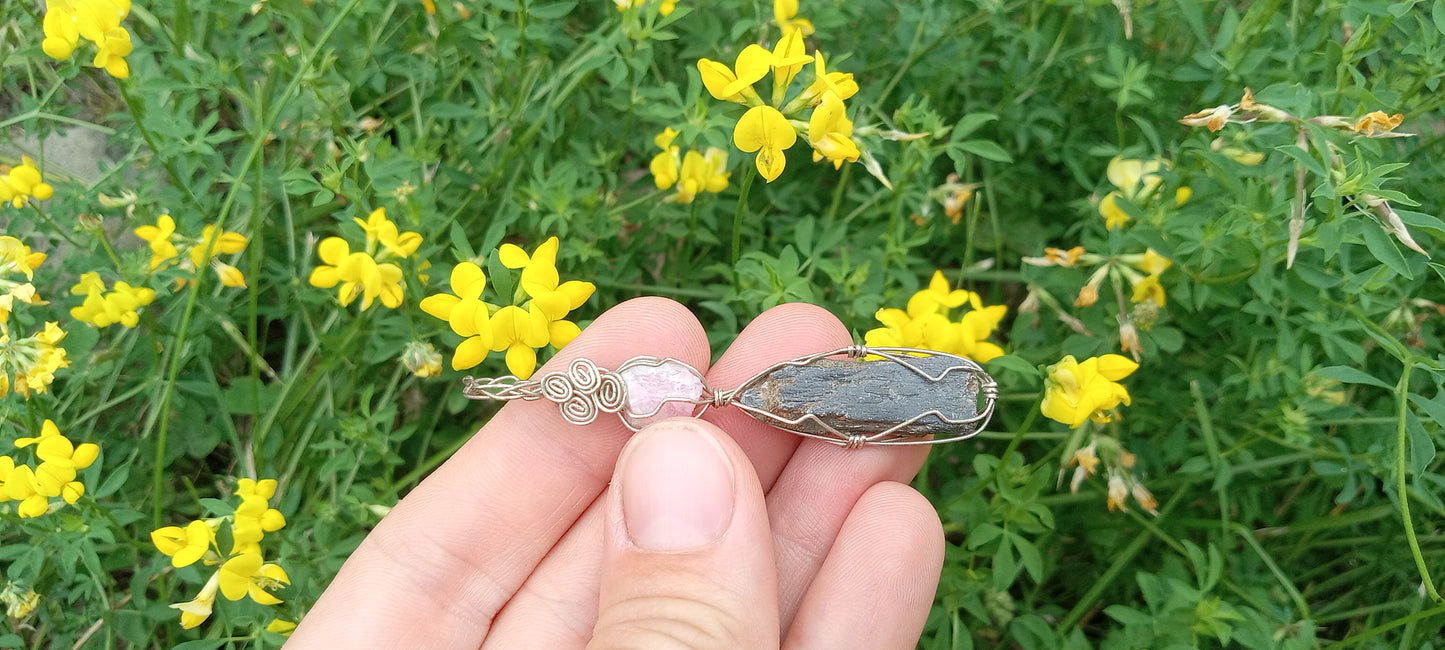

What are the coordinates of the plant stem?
(149, 0, 368, 529)
(1395, 360, 1442, 602)
(731, 165, 758, 268)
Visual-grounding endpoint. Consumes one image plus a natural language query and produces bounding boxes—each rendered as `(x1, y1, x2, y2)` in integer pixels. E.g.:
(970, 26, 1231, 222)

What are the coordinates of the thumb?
(589, 418, 780, 650)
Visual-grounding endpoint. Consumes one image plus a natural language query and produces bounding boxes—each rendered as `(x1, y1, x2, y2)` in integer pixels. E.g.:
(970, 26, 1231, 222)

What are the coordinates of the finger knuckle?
(589, 594, 757, 650)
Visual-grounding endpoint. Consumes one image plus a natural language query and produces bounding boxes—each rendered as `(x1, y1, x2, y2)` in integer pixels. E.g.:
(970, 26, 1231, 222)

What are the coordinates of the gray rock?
(735, 354, 986, 437)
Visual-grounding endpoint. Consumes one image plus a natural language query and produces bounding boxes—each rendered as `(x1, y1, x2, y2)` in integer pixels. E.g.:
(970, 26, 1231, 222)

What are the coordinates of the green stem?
(1327, 603, 1445, 648)
(1395, 360, 1442, 602)
(731, 165, 758, 267)
(149, 0, 367, 529)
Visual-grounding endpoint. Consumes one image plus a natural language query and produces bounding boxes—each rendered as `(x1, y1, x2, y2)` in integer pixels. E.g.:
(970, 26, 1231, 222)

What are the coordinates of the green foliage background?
(3, 0, 1445, 647)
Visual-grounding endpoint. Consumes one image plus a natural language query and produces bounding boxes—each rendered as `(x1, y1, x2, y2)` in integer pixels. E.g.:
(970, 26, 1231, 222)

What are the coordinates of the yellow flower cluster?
(152, 478, 290, 629)
(41, 0, 134, 78)
(309, 207, 422, 310)
(134, 215, 249, 288)
(0, 322, 69, 399)
(0, 157, 55, 208)
(1097, 157, 1190, 230)
(649, 127, 731, 203)
(864, 270, 1008, 363)
(697, 21, 861, 181)
(1040, 354, 1138, 428)
(68, 271, 156, 328)
(421, 236, 595, 379)
(1, 420, 98, 518)
(0, 237, 49, 336)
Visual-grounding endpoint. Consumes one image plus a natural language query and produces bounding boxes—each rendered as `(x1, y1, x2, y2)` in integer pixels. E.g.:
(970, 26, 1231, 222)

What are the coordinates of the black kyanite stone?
(735, 355, 983, 437)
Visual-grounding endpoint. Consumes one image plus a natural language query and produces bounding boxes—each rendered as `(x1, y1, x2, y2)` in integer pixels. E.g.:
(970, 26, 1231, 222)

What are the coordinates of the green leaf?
(1360, 224, 1413, 279)
(966, 522, 1005, 548)
(172, 641, 228, 650)
(953, 139, 1013, 163)
(991, 543, 1017, 591)
(1011, 533, 1044, 581)
(1409, 391, 1445, 425)
(950, 113, 999, 141)
(987, 354, 1041, 380)
(1315, 365, 1393, 390)
(526, 1, 576, 19)
(1407, 411, 1435, 475)
(1274, 144, 1327, 178)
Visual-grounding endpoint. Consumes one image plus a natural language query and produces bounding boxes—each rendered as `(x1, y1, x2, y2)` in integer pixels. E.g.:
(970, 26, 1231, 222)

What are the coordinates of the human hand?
(287, 299, 944, 649)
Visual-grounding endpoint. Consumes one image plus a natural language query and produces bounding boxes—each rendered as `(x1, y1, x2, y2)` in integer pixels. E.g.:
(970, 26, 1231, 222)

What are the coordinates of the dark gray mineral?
(735, 355, 984, 437)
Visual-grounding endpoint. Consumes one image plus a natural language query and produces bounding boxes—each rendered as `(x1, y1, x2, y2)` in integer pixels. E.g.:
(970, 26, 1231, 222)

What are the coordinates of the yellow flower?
(73, 0, 134, 78)
(734, 105, 797, 182)
(266, 619, 298, 636)
(807, 91, 860, 169)
(218, 552, 289, 604)
(170, 572, 219, 629)
(213, 262, 246, 288)
(232, 496, 287, 556)
(770, 28, 813, 103)
(1131, 274, 1166, 307)
(1, 583, 40, 619)
(151, 520, 217, 568)
(188, 224, 248, 268)
(354, 207, 422, 260)
(905, 270, 973, 316)
(490, 304, 551, 379)
(134, 215, 180, 269)
(401, 341, 444, 378)
(498, 237, 596, 307)
(0, 236, 48, 280)
(1131, 248, 1172, 275)
(803, 51, 858, 104)
(1040, 354, 1139, 428)
(236, 478, 277, 501)
(42, 1, 81, 60)
(420, 262, 494, 370)
(309, 238, 404, 309)
(4, 464, 51, 517)
(613, 0, 674, 15)
(0, 321, 69, 398)
(649, 128, 681, 190)
(69, 277, 156, 328)
(674, 148, 730, 203)
(0, 157, 56, 208)
(1099, 157, 1168, 230)
(773, 0, 814, 36)
(697, 45, 771, 104)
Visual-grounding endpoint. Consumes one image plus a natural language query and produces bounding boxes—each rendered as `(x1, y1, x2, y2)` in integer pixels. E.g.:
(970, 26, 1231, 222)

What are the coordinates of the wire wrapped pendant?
(462, 346, 997, 448)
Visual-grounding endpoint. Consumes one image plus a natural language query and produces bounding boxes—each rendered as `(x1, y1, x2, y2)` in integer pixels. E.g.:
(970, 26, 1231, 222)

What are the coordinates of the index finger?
(287, 297, 710, 649)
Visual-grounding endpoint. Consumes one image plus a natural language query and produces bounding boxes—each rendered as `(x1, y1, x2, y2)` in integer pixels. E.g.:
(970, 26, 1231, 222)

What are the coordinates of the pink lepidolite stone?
(619, 360, 706, 429)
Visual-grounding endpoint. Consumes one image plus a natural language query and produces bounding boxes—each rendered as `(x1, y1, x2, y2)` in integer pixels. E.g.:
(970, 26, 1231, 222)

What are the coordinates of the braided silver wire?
(463, 359, 627, 425)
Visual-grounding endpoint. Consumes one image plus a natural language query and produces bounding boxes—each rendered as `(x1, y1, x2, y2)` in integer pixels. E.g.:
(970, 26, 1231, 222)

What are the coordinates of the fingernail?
(619, 420, 735, 551)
